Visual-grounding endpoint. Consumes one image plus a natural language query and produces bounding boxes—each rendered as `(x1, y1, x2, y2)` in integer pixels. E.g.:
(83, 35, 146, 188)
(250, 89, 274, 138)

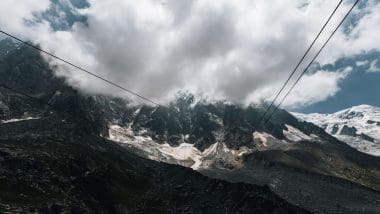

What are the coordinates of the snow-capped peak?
(292, 105, 380, 156)
(335, 104, 380, 121)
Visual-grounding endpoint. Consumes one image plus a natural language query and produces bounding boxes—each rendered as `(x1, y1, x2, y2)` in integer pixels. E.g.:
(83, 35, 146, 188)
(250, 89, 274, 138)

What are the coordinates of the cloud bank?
(0, 0, 379, 108)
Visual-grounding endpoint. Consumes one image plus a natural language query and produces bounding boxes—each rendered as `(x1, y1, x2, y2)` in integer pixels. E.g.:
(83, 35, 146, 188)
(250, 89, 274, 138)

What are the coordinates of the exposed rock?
(331, 124, 339, 135)
(367, 120, 376, 124)
(360, 133, 374, 142)
(340, 125, 358, 137)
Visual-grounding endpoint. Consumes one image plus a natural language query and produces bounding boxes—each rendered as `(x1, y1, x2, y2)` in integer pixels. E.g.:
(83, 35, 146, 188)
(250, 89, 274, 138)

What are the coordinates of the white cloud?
(0, 0, 379, 108)
(318, 0, 380, 64)
(368, 59, 380, 72)
(283, 67, 352, 108)
(0, 0, 50, 37)
(356, 60, 369, 66)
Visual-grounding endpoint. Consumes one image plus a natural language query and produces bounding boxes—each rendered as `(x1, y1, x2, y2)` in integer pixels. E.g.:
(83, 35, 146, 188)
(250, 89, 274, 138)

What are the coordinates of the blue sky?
(37, 0, 89, 31)
(296, 51, 380, 113)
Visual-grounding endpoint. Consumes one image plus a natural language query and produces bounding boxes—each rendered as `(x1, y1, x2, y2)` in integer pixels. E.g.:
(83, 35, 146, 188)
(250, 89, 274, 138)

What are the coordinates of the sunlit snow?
(108, 125, 252, 170)
(292, 105, 380, 156)
(283, 124, 315, 142)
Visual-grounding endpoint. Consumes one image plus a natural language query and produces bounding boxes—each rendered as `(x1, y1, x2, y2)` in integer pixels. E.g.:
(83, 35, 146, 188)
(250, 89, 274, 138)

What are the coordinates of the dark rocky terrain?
(0, 119, 306, 213)
(1, 38, 380, 213)
(0, 39, 307, 213)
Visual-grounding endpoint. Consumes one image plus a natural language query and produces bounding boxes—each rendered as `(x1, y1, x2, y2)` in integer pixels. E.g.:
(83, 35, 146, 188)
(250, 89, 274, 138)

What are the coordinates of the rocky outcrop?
(340, 125, 358, 137)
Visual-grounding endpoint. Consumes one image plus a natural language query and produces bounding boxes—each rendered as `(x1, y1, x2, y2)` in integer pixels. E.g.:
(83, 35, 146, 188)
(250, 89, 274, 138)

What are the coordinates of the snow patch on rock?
(253, 132, 269, 146)
(0, 117, 40, 124)
(283, 125, 314, 142)
(108, 125, 252, 170)
(253, 131, 288, 150)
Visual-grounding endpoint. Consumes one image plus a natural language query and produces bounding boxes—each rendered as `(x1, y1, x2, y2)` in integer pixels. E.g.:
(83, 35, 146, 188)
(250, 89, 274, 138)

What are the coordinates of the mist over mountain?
(0, 39, 309, 213)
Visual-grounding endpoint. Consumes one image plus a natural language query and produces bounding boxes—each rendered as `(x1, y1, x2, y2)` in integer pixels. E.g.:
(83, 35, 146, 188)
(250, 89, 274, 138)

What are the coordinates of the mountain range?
(0, 38, 380, 213)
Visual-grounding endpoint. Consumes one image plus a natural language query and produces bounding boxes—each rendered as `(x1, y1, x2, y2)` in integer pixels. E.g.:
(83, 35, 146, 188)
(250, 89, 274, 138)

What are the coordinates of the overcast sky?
(0, 0, 379, 111)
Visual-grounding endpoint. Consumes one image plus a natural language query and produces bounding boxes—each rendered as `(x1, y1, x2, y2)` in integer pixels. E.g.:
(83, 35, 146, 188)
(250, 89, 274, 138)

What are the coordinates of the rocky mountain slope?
(105, 99, 380, 213)
(0, 117, 306, 213)
(1, 38, 380, 213)
(292, 105, 380, 156)
(0, 39, 306, 213)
